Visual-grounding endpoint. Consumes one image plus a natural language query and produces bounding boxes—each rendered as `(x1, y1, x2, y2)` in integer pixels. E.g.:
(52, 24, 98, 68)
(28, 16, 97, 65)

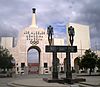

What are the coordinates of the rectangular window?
(17, 67, 19, 71)
(61, 67, 63, 71)
(44, 63, 48, 68)
(49, 67, 52, 71)
(21, 63, 25, 68)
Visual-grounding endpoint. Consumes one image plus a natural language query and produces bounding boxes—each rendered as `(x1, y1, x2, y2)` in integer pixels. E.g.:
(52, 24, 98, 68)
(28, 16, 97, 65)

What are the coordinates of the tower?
(31, 8, 37, 28)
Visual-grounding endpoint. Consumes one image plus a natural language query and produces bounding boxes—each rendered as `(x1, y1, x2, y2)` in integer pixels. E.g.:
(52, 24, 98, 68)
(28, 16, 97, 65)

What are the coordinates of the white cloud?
(0, 0, 100, 49)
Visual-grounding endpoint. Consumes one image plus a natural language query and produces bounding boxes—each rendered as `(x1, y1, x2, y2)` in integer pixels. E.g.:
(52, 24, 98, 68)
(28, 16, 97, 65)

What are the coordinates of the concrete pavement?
(8, 78, 68, 87)
(8, 78, 80, 87)
(0, 73, 100, 87)
(79, 76, 100, 87)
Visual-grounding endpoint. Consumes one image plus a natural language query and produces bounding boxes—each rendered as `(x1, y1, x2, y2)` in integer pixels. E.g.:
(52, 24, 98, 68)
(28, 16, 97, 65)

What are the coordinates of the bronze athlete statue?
(68, 26, 75, 46)
(47, 25, 54, 45)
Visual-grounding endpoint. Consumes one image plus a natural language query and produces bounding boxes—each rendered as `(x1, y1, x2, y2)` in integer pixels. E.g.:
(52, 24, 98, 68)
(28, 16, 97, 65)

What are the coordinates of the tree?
(0, 46, 14, 71)
(80, 49, 97, 75)
(97, 58, 100, 72)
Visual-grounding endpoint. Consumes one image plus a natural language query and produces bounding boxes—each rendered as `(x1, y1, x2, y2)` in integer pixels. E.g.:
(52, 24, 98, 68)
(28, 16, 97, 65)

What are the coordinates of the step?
(8, 82, 80, 87)
(79, 84, 92, 87)
(7, 82, 25, 87)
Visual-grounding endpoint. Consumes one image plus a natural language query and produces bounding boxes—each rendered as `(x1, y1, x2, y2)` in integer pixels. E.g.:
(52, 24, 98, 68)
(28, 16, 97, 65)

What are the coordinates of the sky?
(27, 49, 39, 63)
(0, 0, 100, 50)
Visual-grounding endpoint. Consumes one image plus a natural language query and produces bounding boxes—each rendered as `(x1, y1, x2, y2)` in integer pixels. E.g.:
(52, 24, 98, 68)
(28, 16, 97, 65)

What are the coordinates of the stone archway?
(27, 46, 41, 74)
(74, 57, 80, 73)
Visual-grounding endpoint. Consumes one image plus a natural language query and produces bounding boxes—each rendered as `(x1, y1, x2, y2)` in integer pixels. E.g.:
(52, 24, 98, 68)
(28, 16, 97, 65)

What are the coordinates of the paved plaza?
(0, 73, 100, 87)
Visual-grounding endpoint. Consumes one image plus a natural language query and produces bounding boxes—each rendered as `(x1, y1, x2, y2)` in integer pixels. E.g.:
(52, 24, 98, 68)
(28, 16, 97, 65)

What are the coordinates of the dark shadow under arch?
(28, 46, 41, 52)
(74, 57, 80, 73)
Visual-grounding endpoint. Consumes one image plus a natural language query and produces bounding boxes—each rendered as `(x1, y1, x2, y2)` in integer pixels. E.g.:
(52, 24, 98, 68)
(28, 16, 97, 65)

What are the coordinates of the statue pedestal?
(43, 78, 64, 83)
(45, 45, 77, 84)
(52, 72, 58, 79)
(43, 78, 86, 84)
(63, 78, 86, 84)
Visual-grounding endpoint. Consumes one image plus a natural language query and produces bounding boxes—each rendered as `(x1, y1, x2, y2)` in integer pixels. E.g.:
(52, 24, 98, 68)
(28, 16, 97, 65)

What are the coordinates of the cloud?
(70, 0, 100, 49)
(0, 0, 100, 49)
(27, 48, 39, 63)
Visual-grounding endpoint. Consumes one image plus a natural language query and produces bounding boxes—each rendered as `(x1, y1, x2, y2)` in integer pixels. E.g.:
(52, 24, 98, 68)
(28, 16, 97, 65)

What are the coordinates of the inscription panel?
(46, 45, 77, 52)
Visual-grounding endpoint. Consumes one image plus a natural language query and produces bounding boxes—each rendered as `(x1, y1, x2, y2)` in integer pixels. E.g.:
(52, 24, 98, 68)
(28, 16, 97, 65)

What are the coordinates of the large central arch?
(27, 46, 41, 74)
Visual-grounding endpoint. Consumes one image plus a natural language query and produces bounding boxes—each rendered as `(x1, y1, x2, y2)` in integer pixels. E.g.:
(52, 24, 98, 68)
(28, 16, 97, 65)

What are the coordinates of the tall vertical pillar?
(66, 52, 72, 79)
(52, 52, 58, 79)
(31, 8, 37, 27)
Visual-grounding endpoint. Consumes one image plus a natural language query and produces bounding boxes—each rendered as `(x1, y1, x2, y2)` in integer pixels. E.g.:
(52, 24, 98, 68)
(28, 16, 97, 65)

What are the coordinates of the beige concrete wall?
(67, 23, 90, 49)
(0, 37, 13, 49)
(95, 50, 100, 57)
(54, 38, 66, 71)
(66, 23, 90, 67)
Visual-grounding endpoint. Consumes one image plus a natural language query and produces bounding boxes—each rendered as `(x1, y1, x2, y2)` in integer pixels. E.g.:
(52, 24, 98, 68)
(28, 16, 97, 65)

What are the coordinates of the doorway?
(27, 46, 41, 74)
